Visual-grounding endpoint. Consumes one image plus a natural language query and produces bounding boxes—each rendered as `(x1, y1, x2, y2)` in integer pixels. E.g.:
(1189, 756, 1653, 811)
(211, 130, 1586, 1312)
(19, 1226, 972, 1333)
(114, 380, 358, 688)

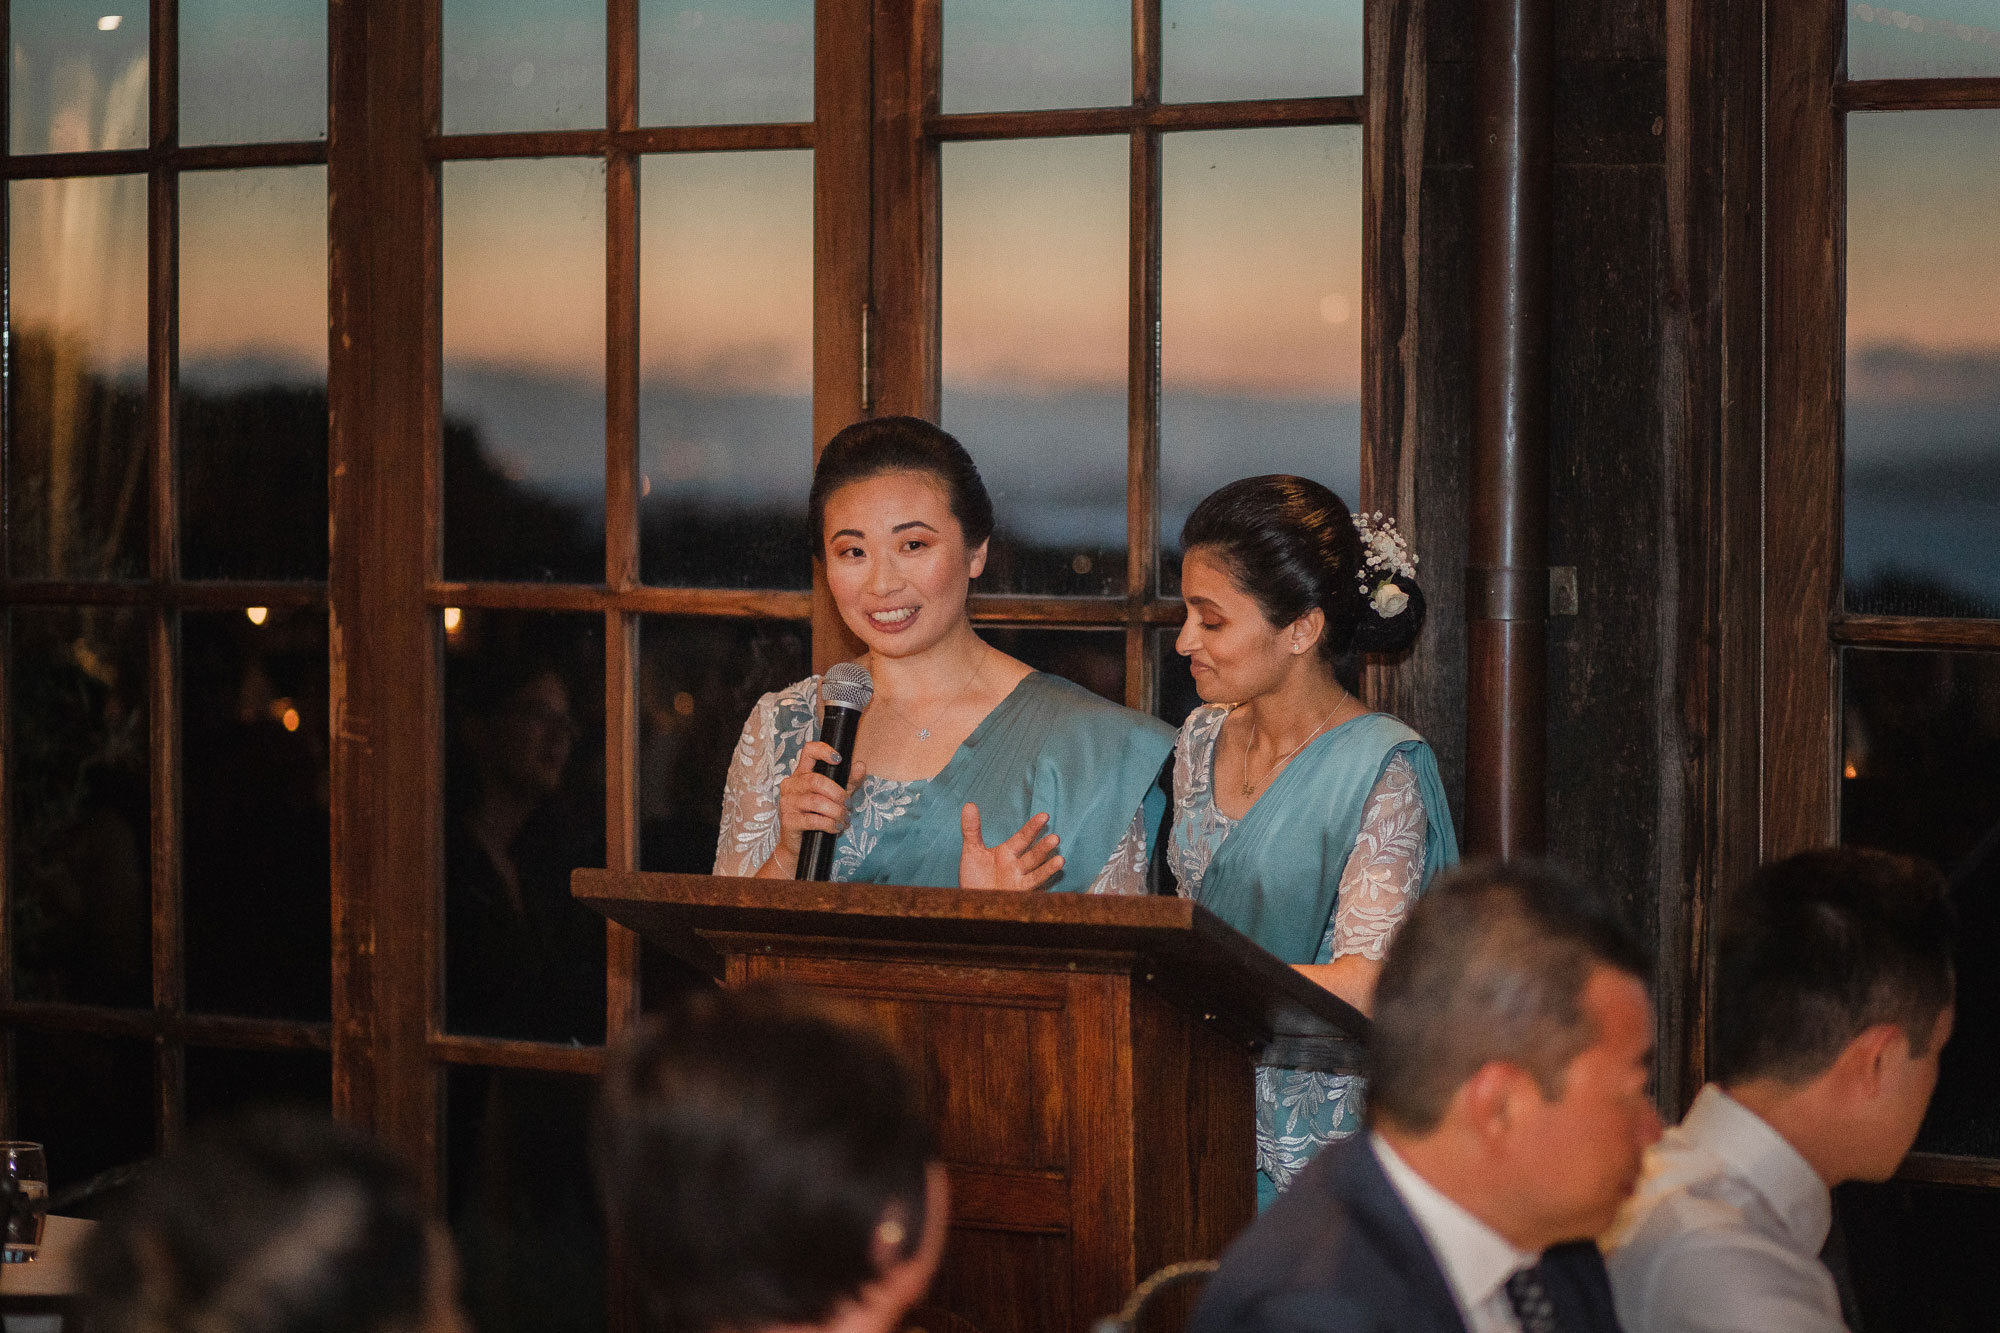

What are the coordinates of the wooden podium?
(574, 872, 1367, 1333)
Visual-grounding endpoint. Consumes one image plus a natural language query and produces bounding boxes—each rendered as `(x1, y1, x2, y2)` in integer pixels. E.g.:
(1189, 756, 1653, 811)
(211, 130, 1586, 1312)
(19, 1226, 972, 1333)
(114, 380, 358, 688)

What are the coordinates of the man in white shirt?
(1605, 848, 1956, 1333)
(1192, 862, 1664, 1333)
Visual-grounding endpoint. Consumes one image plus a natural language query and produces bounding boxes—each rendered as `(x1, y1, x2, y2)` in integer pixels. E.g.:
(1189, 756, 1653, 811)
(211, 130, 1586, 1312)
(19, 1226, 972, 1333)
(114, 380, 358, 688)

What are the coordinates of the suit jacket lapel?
(1328, 1139, 1473, 1333)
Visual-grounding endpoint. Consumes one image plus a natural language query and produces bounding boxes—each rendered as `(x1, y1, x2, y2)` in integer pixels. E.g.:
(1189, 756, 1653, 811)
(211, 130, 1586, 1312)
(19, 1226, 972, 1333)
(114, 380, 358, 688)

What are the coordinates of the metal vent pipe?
(1466, 0, 1553, 857)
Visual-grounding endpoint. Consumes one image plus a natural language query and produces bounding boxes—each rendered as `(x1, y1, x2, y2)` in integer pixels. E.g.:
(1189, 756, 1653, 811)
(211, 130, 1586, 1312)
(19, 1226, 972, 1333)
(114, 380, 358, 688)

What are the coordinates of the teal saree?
(715, 671, 1174, 893)
(849, 672, 1174, 891)
(1167, 705, 1458, 1207)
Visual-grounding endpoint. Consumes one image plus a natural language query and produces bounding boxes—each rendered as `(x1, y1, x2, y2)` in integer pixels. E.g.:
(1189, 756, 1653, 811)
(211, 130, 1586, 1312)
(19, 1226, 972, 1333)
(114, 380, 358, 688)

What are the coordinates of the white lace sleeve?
(1084, 806, 1152, 896)
(1326, 752, 1429, 961)
(713, 680, 817, 876)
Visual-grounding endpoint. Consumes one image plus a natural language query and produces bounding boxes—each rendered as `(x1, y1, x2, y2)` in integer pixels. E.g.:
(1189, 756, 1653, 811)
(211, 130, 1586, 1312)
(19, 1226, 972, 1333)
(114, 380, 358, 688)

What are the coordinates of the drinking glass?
(1, 1142, 47, 1262)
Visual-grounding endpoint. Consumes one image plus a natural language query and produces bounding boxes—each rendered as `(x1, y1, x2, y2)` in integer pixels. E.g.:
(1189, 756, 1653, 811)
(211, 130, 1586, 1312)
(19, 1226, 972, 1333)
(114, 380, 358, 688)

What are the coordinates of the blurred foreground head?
(80, 1109, 465, 1333)
(597, 982, 947, 1333)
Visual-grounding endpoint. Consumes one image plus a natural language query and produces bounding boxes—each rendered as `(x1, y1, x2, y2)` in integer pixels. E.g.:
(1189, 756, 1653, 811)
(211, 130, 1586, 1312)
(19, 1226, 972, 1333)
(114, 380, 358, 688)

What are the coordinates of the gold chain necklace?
(875, 649, 987, 742)
(1240, 695, 1352, 797)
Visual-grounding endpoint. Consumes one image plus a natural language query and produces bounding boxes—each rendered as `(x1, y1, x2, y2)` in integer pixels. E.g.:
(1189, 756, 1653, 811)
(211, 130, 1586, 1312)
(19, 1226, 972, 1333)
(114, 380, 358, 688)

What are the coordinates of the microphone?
(798, 661, 874, 882)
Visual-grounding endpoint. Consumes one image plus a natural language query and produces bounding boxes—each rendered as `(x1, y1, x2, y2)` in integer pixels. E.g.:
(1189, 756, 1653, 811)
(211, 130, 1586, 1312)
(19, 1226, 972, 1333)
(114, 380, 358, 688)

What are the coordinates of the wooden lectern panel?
(575, 872, 1366, 1333)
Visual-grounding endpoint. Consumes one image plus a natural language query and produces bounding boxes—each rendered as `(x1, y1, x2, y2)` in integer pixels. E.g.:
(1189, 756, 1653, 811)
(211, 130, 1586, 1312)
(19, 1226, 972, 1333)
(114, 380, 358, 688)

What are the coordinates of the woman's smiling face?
(822, 470, 988, 658)
(1175, 545, 1300, 703)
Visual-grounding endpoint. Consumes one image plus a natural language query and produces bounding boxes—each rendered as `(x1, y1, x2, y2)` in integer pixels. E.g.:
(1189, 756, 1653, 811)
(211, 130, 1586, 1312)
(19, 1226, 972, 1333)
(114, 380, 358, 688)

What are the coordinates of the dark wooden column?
(326, 0, 441, 1189)
(1465, 0, 1552, 858)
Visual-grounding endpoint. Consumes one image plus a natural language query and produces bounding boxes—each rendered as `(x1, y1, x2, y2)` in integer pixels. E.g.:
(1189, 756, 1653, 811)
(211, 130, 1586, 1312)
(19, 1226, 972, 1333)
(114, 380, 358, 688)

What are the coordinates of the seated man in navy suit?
(1191, 861, 1662, 1333)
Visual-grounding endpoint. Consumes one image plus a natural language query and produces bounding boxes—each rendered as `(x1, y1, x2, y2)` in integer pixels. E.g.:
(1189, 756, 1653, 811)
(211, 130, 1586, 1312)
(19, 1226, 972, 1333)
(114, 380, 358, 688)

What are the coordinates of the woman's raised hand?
(758, 741, 868, 878)
(957, 805, 1065, 892)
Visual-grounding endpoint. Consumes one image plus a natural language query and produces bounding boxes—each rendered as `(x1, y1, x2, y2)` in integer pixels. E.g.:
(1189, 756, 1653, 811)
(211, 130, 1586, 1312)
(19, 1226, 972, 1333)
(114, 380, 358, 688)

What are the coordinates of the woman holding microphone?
(714, 416, 1174, 893)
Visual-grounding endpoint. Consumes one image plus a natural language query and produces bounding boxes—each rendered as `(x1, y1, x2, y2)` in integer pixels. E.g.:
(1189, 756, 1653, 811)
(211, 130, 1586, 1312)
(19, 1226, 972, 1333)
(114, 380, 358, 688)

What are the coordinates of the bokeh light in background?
(9, 0, 149, 154)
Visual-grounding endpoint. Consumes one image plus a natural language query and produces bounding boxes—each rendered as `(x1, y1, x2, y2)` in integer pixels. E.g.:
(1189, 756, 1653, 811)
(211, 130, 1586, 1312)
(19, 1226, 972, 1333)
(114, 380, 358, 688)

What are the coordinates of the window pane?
(1160, 127, 1363, 596)
(638, 0, 812, 126)
(185, 1047, 333, 1128)
(1163, 0, 1363, 102)
(443, 0, 604, 135)
(638, 616, 809, 875)
(446, 1066, 605, 1333)
(444, 159, 606, 583)
(981, 628, 1126, 704)
(1845, 110, 2000, 618)
(639, 152, 812, 589)
(9, 0, 149, 154)
(180, 0, 327, 145)
(13, 1031, 154, 1202)
(9, 607, 151, 1009)
(1154, 626, 1203, 730)
(942, 137, 1128, 596)
(7, 175, 148, 580)
(941, 0, 1128, 113)
(1840, 647, 2000, 1157)
(444, 611, 606, 1044)
(1841, 1181, 2000, 1330)
(180, 167, 330, 580)
(1849, 2, 2000, 80)
(183, 609, 331, 1022)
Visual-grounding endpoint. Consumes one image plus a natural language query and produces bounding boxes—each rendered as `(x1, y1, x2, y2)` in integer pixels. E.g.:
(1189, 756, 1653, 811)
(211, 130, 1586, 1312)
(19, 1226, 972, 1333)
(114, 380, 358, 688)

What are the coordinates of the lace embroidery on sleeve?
(713, 679, 818, 876)
(1324, 752, 1428, 961)
(1085, 807, 1152, 895)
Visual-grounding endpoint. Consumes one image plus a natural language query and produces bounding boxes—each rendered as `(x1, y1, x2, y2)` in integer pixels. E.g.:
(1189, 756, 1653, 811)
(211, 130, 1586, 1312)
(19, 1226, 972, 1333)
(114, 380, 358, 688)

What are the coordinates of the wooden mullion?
(1832, 616, 2000, 651)
(811, 0, 873, 672)
(430, 124, 814, 162)
(2, 149, 155, 180)
(428, 1033, 606, 1076)
(605, 0, 642, 1040)
(0, 1002, 332, 1050)
(148, 0, 183, 1152)
(1124, 0, 1161, 715)
(869, 0, 941, 422)
(430, 581, 813, 618)
(1837, 77, 2000, 111)
(0, 580, 325, 607)
(324, 0, 441, 1197)
(1899, 1153, 2000, 1189)
(1763, 0, 1844, 858)
(173, 141, 329, 171)
(927, 96, 1364, 143)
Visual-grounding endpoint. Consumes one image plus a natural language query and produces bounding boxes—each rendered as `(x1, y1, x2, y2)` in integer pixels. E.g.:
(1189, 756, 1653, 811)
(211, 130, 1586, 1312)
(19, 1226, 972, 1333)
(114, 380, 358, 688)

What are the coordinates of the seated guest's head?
(1712, 846, 1955, 1182)
(80, 1110, 465, 1333)
(596, 983, 948, 1333)
(1370, 860, 1661, 1249)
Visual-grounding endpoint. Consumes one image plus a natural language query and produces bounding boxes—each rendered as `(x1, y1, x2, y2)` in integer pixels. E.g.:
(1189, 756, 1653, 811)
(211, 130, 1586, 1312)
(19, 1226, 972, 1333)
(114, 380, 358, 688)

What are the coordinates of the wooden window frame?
(0, 0, 336, 1159)
(1765, 0, 2000, 1187)
(3, 0, 1431, 1210)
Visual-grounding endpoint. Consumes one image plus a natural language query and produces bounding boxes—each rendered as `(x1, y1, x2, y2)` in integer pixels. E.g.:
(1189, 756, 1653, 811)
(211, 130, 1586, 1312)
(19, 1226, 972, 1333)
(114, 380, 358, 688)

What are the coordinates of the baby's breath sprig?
(1352, 512, 1419, 619)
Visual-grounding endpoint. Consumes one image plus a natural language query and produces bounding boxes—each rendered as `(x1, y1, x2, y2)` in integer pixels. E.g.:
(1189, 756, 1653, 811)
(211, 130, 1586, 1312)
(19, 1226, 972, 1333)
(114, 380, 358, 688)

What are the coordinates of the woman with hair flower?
(1168, 475, 1458, 1207)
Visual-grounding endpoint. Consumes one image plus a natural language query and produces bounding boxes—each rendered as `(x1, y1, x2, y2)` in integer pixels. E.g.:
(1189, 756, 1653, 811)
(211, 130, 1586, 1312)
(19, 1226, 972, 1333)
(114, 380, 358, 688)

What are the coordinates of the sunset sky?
(8, 1, 1997, 591)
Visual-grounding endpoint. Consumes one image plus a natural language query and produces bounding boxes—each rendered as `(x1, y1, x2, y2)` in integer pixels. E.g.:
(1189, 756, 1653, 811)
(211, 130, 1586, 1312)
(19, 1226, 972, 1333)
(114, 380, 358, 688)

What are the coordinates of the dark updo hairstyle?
(808, 416, 995, 556)
(595, 982, 937, 1333)
(1180, 474, 1426, 667)
(79, 1109, 436, 1333)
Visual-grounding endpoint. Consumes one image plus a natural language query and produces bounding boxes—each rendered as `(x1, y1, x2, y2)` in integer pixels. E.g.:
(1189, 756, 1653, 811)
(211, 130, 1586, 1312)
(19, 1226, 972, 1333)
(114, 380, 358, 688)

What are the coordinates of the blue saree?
(1167, 705, 1458, 1207)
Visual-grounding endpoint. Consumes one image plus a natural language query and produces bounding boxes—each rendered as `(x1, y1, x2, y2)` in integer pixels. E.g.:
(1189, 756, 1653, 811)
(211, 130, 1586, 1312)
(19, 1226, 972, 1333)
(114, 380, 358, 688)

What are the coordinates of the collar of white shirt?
(1680, 1085, 1832, 1255)
(1371, 1133, 1540, 1326)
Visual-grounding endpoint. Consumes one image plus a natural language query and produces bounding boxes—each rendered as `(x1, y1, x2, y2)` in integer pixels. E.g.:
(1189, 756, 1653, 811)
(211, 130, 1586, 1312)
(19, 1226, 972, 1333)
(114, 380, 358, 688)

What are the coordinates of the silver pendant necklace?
(1240, 694, 1352, 797)
(877, 649, 987, 741)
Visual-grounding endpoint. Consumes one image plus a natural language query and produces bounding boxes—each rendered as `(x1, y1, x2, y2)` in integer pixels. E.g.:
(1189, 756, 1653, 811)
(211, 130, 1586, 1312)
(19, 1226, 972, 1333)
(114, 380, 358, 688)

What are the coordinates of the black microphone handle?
(797, 702, 862, 882)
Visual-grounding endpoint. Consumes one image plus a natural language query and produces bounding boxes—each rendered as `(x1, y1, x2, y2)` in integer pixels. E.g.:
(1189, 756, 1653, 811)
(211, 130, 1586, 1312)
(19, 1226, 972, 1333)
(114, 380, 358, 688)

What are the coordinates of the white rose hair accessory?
(1353, 512, 1418, 620)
